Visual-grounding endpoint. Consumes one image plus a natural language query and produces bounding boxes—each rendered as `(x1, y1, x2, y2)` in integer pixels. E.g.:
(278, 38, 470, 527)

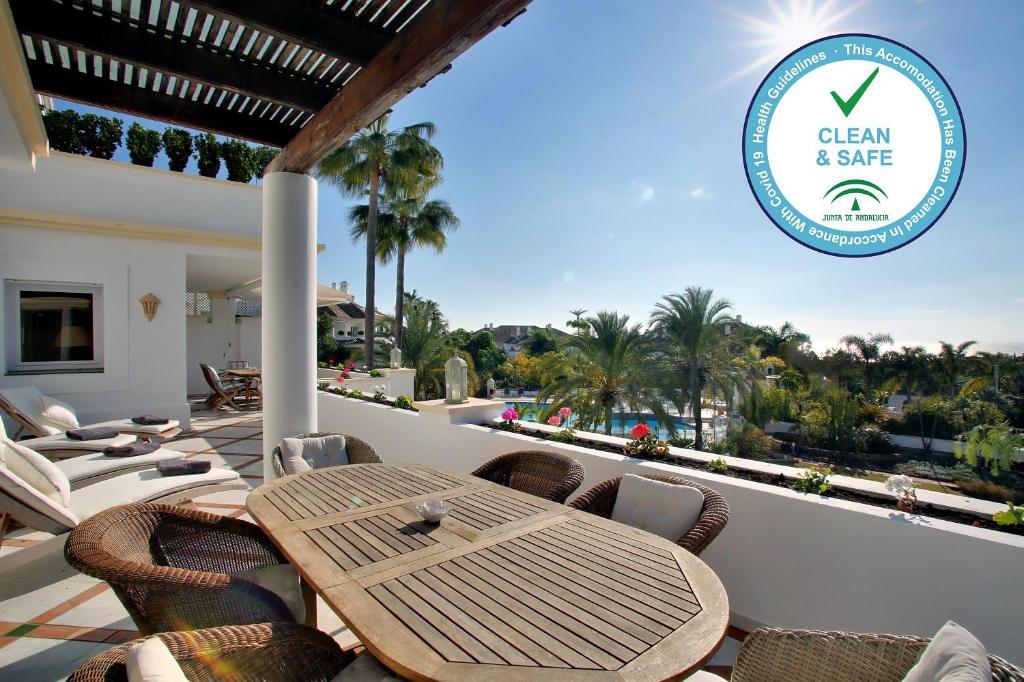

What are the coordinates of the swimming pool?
(504, 402, 695, 440)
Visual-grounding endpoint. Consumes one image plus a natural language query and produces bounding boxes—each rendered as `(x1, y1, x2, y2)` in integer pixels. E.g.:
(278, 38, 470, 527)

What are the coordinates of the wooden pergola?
(11, 0, 530, 172)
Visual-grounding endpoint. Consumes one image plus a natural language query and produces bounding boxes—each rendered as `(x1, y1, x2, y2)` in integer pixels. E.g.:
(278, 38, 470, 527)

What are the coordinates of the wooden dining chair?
(471, 451, 584, 503)
(569, 474, 729, 555)
(200, 363, 242, 410)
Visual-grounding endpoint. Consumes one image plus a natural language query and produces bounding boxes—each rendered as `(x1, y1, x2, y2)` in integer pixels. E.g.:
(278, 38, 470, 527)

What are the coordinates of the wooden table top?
(223, 367, 261, 377)
(247, 464, 729, 681)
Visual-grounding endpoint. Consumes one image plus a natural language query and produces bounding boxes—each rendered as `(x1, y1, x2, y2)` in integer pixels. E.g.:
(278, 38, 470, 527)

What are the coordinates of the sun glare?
(716, 0, 867, 88)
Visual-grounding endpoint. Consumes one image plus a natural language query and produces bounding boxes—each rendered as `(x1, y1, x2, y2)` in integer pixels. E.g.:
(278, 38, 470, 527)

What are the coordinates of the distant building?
(318, 283, 388, 346)
(476, 323, 568, 355)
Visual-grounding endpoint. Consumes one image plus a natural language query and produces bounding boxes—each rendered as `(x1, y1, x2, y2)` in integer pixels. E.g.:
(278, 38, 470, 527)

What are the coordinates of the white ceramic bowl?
(415, 499, 451, 523)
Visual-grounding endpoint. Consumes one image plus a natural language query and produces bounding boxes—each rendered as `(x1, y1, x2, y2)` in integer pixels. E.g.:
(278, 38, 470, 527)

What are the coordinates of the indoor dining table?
(246, 463, 729, 681)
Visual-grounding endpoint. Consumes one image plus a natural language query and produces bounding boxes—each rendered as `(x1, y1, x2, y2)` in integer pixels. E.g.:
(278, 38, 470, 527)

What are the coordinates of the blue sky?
(60, 0, 1024, 353)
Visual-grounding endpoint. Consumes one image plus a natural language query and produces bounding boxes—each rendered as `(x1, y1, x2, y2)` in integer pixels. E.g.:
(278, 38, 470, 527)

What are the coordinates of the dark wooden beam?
(268, 0, 532, 174)
(176, 0, 391, 67)
(11, 0, 331, 113)
(27, 60, 294, 146)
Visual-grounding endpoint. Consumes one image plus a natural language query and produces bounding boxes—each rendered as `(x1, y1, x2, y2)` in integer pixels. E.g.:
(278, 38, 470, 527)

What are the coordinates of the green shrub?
(348, 389, 364, 399)
(707, 457, 728, 473)
(42, 109, 85, 154)
(794, 465, 832, 495)
(220, 139, 256, 182)
(667, 435, 695, 449)
(80, 113, 122, 159)
(162, 128, 193, 172)
(958, 479, 1024, 505)
(394, 395, 413, 410)
(253, 145, 278, 179)
(195, 133, 220, 177)
(890, 397, 1006, 440)
(852, 424, 897, 454)
(126, 123, 161, 166)
(799, 391, 857, 451)
(736, 426, 779, 459)
(369, 369, 383, 377)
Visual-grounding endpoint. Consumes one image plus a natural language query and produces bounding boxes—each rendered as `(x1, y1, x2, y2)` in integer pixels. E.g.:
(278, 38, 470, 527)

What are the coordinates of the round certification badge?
(743, 34, 965, 256)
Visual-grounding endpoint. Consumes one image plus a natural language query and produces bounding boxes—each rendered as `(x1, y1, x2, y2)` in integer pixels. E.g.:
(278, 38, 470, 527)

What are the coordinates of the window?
(5, 281, 103, 373)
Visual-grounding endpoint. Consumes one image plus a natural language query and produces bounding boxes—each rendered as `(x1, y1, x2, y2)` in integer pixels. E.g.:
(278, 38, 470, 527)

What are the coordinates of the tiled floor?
(0, 402, 743, 680)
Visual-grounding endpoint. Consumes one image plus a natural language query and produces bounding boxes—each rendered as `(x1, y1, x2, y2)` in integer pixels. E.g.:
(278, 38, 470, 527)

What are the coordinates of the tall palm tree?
(839, 332, 893, 393)
(537, 312, 666, 435)
(886, 345, 931, 398)
(317, 113, 441, 367)
(937, 340, 977, 397)
(650, 287, 734, 450)
(567, 309, 589, 335)
(399, 294, 449, 400)
(377, 192, 458, 351)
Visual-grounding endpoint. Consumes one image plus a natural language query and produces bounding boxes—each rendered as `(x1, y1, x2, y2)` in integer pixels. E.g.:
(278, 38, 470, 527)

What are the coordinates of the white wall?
(318, 392, 1024, 665)
(186, 316, 262, 395)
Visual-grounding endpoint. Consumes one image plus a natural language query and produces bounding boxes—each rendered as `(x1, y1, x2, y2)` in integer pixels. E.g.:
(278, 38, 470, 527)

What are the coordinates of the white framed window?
(5, 280, 104, 374)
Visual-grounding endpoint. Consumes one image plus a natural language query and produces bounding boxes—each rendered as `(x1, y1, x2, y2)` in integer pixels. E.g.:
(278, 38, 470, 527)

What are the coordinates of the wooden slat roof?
(11, 0, 527, 154)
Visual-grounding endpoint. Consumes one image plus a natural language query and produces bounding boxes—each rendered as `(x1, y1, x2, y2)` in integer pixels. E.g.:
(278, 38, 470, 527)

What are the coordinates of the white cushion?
(684, 672, 728, 681)
(903, 621, 992, 682)
(231, 563, 305, 622)
(0, 386, 50, 433)
(0, 438, 71, 506)
(331, 653, 403, 681)
(68, 467, 242, 522)
(40, 395, 80, 431)
(22, 433, 137, 452)
(91, 419, 181, 435)
(611, 474, 704, 542)
(279, 435, 347, 474)
(126, 638, 189, 682)
(56, 448, 182, 484)
(0, 438, 79, 532)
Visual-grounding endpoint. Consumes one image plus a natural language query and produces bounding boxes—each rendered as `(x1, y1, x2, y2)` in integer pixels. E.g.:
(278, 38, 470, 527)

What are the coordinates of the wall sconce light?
(139, 292, 161, 321)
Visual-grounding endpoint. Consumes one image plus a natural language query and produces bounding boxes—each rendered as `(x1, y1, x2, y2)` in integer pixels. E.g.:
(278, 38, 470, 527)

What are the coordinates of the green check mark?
(830, 67, 879, 117)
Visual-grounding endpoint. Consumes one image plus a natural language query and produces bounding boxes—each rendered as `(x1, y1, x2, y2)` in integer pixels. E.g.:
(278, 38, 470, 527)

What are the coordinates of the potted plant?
(220, 139, 256, 182)
(80, 113, 123, 159)
(195, 132, 220, 177)
(42, 109, 85, 154)
(126, 123, 161, 166)
(162, 128, 193, 172)
(624, 422, 669, 458)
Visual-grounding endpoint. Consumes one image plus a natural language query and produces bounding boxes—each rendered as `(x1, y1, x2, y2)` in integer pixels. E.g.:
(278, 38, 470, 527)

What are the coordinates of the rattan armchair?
(65, 503, 297, 636)
(471, 451, 585, 503)
(271, 432, 382, 477)
(67, 622, 352, 682)
(568, 474, 729, 555)
(731, 628, 1023, 682)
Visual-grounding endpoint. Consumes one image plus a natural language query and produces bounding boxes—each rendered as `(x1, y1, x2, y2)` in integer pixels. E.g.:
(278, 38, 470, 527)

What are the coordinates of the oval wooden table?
(247, 464, 729, 681)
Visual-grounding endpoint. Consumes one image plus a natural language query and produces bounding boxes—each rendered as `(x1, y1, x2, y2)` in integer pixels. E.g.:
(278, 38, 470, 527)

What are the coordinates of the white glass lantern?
(444, 353, 469, 404)
(485, 377, 496, 397)
(390, 346, 402, 369)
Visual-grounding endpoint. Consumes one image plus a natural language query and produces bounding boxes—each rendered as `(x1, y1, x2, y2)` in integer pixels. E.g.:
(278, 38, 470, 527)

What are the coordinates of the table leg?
(301, 577, 317, 628)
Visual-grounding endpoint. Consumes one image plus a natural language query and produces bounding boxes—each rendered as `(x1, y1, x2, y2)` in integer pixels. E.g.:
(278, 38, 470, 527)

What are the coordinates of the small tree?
(220, 140, 256, 182)
(125, 123, 161, 166)
(42, 109, 85, 154)
(162, 128, 193, 172)
(194, 132, 220, 177)
(79, 113, 123, 159)
(252, 145, 278, 179)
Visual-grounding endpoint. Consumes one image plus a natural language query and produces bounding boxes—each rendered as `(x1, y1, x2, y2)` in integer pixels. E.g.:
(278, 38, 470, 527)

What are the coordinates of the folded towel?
(157, 460, 211, 476)
(103, 442, 162, 457)
(66, 426, 120, 441)
(132, 415, 170, 425)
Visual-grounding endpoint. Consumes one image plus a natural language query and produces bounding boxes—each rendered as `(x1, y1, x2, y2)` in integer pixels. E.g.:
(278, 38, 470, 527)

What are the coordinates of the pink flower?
(501, 408, 518, 421)
(559, 407, 573, 418)
(336, 375, 345, 383)
(631, 423, 651, 439)
(547, 415, 562, 427)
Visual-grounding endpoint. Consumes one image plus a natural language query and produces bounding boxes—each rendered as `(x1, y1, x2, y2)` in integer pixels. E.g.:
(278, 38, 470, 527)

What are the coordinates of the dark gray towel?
(157, 460, 211, 476)
(132, 415, 170, 425)
(66, 426, 120, 441)
(103, 442, 161, 457)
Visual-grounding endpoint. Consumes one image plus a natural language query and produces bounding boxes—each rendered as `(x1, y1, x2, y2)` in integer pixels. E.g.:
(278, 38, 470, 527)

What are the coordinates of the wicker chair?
(65, 503, 298, 636)
(568, 474, 729, 555)
(731, 628, 1024, 682)
(67, 622, 352, 682)
(271, 432, 382, 478)
(471, 451, 584, 503)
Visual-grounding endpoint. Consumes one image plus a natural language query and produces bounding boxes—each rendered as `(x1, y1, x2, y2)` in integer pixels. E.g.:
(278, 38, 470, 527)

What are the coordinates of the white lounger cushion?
(279, 435, 347, 474)
(126, 638, 189, 682)
(0, 386, 52, 433)
(611, 474, 704, 542)
(40, 395, 80, 431)
(0, 437, 79, 530)
(89, 419, 181, 435)
(68, 467, 243, 522)
(22, 432, 137, 452)
(56, 449, 184, 484)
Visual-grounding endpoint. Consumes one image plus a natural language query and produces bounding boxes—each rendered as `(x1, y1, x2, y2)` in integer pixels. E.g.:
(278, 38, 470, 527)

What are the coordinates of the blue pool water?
(504, 402, 694, 440)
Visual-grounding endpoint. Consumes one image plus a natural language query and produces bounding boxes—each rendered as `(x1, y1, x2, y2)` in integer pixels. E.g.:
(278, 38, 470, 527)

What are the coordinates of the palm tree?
(317, 113, 441, 367)
(399, 294, 450, 400)
(350, 191, 458, 351)
(650, 287, 735, 450)
(839, 332, 893, 393)
(537, 312, 666, 435)
(567, 309, 589, 335)
(886, 345, 931, 398)
(937, 340, 977, 397)
(754, 322, 810, 359)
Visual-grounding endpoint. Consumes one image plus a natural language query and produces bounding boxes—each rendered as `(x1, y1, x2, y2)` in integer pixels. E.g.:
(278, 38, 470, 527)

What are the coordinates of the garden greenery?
(126, 123, 161, 166)
(162, 128, 193, 172)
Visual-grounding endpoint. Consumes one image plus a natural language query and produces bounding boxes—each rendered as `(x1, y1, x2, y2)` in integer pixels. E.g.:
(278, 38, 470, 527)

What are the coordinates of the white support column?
(261, 172, 317, 481)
